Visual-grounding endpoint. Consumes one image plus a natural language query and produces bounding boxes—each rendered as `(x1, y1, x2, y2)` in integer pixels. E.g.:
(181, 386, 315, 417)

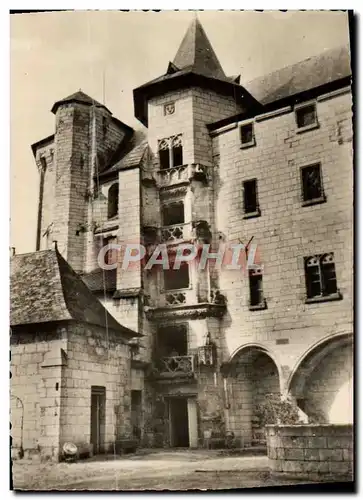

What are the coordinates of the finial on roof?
(9, 247, 15, 257)
(52, 240, 58, 251)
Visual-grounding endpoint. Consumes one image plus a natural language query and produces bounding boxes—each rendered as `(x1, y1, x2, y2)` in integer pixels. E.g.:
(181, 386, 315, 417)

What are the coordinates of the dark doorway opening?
(169, 397, 189, 447)
(90, 386, 106, 454)
(131, 390, 142, 440)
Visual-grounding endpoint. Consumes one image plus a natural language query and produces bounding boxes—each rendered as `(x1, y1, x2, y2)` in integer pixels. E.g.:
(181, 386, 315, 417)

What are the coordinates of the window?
(295, 103, 318, 131)
(103, 236, 118, 265)
(163, 262, 189, 291)
(243, 179, 260, 217)
(108, 183, 119, 219)
(157, 324, 188, 356)
(304, 253, 341, 302)
(158, 134, 183, 170)
(240, 122, 255, 148)
(162, 201, 184, 226)
(301, 164, 325, 205)
(248, 267, 266, 310)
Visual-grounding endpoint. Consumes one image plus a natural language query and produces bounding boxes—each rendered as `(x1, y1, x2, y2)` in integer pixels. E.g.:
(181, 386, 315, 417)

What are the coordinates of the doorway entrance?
(131, 390, 143, 440)
(90, 386, 106, 454)
(169, 398, 189, 447)
(168, 397, 198, 448)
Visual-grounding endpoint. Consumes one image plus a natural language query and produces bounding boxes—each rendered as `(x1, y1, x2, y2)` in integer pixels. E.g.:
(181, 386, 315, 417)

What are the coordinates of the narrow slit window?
(107, 183, 119, 219)
(243, 179, 259, 215)
(301, 164, 324, 202)
(240, 123, 255, 146)
(249, 268, 264, 307)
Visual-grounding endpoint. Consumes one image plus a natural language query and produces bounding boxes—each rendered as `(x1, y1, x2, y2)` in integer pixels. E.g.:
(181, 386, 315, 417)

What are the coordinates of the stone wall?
(212, 88, 353, 381)
(10, 324, 67, 461)
(266, 424, 353, 480)
(60, 323, 132, 454)
(10, 321, 133, 461)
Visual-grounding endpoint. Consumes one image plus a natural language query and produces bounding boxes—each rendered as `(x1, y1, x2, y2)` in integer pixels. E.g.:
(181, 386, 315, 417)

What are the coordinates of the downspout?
(36, 156, 47, 251)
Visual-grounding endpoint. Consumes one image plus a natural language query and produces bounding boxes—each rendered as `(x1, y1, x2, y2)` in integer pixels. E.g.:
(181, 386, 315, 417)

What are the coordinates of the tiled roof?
(245, 45, 351, 106)
(10, 249, 140, 338)
(81, 268, 117, 293)
(101, 129, 148, 176)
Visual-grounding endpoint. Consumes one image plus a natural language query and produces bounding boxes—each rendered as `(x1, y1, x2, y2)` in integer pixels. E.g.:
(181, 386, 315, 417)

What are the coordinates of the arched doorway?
(289, 333, 353, 424)
(225, 345, 280, 447)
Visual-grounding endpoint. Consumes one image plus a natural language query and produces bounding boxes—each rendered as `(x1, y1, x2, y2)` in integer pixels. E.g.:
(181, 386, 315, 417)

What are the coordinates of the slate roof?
(245, 45, 351, 106)
(101, 129, 148, 176)
(133, 18, 258, 126)
(51, 90, 110, 114)
(172, 17, 227, 81)
(81, 268, 117, 293)
(10, 249, 140, 338)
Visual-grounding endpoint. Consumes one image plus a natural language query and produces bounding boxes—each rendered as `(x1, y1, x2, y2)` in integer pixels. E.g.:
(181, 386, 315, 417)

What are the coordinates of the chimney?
(52, 240, 58, 251)
(9, 247, 15, 257)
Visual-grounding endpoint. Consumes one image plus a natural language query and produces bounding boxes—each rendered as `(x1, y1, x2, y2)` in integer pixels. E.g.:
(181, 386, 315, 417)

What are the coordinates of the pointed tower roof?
(133, 18, 261, 126)
(172, 17, 226, 80)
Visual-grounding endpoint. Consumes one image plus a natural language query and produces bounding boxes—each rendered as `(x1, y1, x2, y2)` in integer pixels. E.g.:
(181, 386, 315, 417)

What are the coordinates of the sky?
(10, 10, 350, 254)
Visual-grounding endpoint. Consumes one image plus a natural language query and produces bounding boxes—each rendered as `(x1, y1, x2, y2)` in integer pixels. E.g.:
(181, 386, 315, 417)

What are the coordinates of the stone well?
(266, 424, 353, 481)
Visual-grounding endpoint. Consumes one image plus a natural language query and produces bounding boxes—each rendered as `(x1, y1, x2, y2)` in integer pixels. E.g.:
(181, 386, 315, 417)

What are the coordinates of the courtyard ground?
(10, 449, 335, 491)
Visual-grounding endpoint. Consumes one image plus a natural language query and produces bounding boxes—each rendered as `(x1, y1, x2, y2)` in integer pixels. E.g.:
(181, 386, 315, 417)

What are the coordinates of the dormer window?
(240, 122, 255, 148)
(158, 134, 183, 170)
(108, 183, 119, 219)
(295, 102, 318, 132)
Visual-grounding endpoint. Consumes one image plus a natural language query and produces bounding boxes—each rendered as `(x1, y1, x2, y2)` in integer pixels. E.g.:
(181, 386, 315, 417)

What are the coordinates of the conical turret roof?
(172, 17, 226, 80)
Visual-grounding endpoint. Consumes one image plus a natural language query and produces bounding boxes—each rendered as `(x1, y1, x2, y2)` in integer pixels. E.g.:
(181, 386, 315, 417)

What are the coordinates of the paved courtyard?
(12, 449, 320, 491)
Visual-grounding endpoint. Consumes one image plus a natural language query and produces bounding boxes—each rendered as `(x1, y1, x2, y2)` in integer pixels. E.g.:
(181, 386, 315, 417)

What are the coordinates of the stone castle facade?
(11, 17, 353, 459)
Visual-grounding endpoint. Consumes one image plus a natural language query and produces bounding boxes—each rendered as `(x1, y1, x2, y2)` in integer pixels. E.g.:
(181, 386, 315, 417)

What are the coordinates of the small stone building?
(10, 245, 140, 460)
(12, 16, 353, 454)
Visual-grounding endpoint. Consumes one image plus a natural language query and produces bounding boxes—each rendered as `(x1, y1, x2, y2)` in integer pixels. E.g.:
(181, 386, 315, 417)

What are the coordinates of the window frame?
(242, 178, 261, 219)
(107, 182, 119, 220)
(239, 121, 256, 149)
(162, 261, 191, 293)
(248, 267, 267, 311)
(304, 253, 342, 304)
(300, 163, 326, 207)
(158, 134, 184, 170)
(294, 101, 319, 133)
(161, 199, 185, 227)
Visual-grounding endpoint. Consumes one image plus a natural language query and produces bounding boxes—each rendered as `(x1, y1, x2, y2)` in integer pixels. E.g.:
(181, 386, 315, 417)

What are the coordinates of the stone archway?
(289, 333, 353, 424)
(225, 345, 281, 447)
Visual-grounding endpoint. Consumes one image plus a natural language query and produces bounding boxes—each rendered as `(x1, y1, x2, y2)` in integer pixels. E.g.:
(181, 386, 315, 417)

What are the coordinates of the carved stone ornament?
(164, 102, 175, 116)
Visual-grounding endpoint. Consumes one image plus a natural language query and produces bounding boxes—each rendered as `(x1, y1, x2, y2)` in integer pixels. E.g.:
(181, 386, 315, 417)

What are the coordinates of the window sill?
(243, 209, 261, 220)
(305, 292, 342, 304)
(240, 140, 256, 150)
(301, 195, 326, 207)
(249, 300, 267, 311)
(296, 122, 319, 134)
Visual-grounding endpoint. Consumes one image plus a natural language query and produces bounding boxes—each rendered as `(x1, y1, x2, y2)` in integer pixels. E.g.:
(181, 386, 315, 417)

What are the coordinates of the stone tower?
(34, 91, 131, 273)
(132, 17, 261, 447)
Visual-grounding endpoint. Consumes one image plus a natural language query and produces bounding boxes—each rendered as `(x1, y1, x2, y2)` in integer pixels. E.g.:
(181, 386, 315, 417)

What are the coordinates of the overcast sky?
(10, 10, 350, 254)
